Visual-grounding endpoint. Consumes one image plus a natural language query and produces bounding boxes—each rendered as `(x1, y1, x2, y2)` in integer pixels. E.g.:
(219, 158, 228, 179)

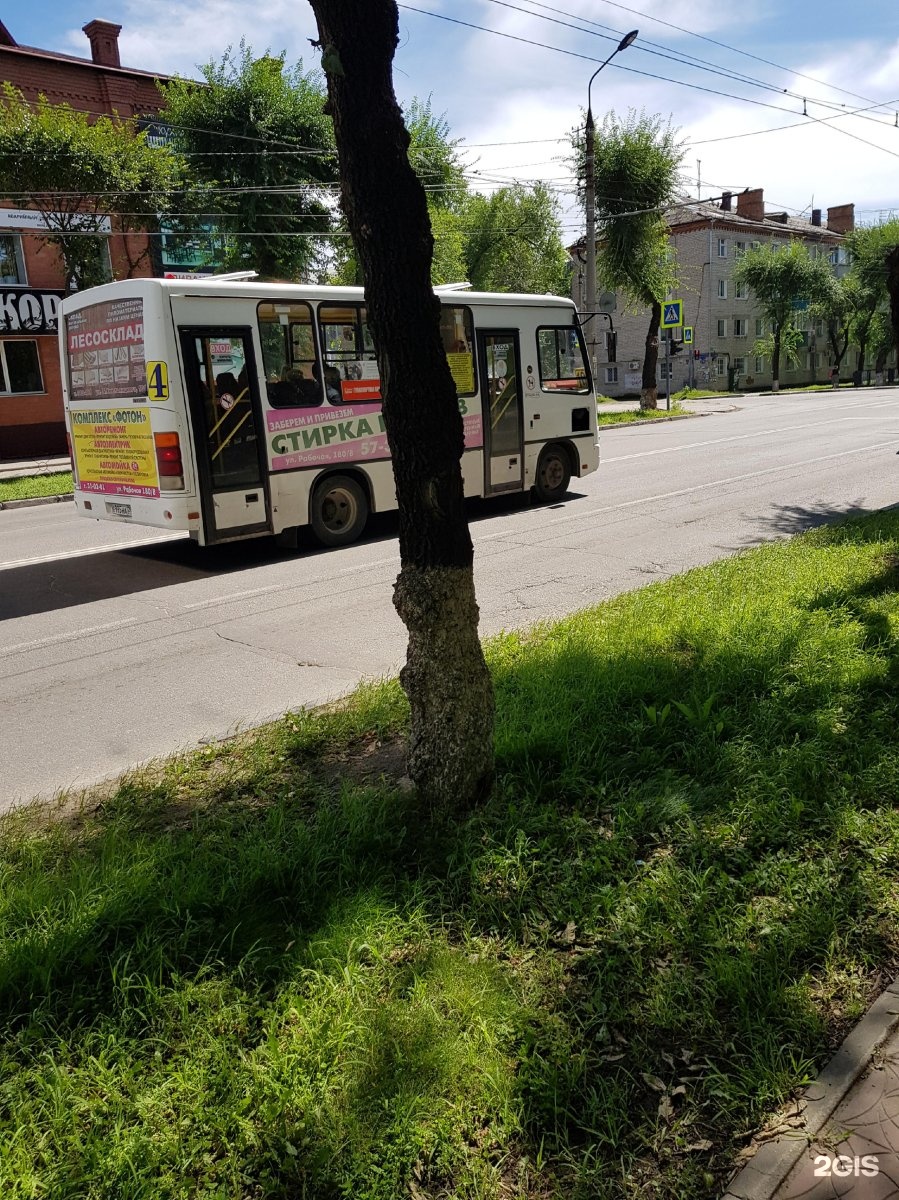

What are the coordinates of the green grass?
(4, 513, 899, 1197)
(0, 470, 73, 502)
(597, 403, 689, 426)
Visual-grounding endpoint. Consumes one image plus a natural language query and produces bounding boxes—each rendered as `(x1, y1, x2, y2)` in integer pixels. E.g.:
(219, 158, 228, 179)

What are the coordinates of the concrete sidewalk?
(0, 455, 71, 481)
(723, 979, 899, 1199)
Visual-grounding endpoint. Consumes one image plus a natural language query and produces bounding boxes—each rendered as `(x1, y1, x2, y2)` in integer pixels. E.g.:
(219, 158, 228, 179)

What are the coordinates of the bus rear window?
(537, 326, 590, 393)
(440, 304, 475, 396)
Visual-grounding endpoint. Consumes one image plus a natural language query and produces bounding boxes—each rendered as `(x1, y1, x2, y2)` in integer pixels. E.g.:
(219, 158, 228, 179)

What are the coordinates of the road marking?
(0, 533, 185, 572)
(0, 617, 142, 658)
(476, 438, 899, 541)
(603, 414, 899, 463)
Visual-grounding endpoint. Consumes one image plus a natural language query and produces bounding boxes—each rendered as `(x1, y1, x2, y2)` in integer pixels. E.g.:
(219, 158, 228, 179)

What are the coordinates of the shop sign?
(0, 288, 66, 335)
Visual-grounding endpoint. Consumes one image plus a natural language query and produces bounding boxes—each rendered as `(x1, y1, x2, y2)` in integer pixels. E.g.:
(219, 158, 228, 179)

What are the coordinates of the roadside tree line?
(0, 48, 569, 297)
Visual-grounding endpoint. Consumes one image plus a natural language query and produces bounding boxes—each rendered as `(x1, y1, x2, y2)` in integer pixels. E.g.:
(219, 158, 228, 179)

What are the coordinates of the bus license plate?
(105, 502, 132, 518)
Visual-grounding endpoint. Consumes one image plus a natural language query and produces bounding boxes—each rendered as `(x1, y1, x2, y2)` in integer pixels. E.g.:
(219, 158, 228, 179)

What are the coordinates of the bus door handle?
(245, 493, 259, 503)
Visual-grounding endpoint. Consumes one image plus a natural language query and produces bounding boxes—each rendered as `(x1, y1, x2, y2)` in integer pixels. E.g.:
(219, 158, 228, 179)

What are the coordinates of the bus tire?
(533, 443, 572, 503)
(309, 474, 368, 547)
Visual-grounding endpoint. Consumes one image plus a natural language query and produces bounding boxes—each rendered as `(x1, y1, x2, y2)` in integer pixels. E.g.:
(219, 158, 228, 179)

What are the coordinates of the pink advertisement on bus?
(266, 402, 483, 471)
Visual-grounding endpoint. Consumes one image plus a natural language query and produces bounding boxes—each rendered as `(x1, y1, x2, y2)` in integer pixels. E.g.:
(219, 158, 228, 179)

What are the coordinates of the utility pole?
(583, 29, 638, 390)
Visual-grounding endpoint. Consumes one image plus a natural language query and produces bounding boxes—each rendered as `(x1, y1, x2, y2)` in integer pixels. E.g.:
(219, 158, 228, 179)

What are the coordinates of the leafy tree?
(845, 220, 899, 379)
(307, 0, 494, 811)
(733, 240, 833, 390)
(330, 98, 469, 286)
(159, 45, 337, 281)
(575, 110, 684, 409)
(0, 84, 178, 290)
(811, 273, 871, 380)
(754, 323, 804, 376)
(461, 183, 569, 294)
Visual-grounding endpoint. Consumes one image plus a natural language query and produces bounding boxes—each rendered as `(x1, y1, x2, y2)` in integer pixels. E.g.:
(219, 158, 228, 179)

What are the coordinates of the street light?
(584, 29, 638, 385)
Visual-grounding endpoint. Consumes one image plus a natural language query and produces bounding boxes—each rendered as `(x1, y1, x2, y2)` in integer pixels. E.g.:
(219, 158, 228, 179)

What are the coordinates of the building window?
(734, 281, 748, 300)
(751, 241, 761, 251)
(734, 241, 746, 259)
(717, 279, 727, 299)
(0, 234, 26, 285)
(734, 356, 747, 375)
(716, 356, 726, 376)
(605, 365, 619, 384)
(755, 318, 764, 337)
(734, 318, 747, 337)
(755, 355, 765, 373)
(807, 352, 818, 370)
(0, 340, 44, 393)
(717, 238, 727, 258)
(717, 318, 727, 337)
(659, 360, 673, 379)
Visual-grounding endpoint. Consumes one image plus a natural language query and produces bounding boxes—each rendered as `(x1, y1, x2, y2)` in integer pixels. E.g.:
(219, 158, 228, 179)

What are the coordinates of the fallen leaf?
(658, 1094, 675, 1122)
(684, 1139, 713, 1152)
(671, 1084, 687, 1097)
(642, 1073, 666, 1092)
(661, 1051, 675, 1068)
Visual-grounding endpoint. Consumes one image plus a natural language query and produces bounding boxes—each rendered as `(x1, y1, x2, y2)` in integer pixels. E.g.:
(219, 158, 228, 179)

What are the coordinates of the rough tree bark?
(771, 325, 782, 392)
(306, 0, 494, 811)
(640, 301, 661, 409)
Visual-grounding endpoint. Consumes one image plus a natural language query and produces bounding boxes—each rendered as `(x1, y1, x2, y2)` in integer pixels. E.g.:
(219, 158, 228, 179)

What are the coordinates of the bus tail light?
(154, 431, 184, 490)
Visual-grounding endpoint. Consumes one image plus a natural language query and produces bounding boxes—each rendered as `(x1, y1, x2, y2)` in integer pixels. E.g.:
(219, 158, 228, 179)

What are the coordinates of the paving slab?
(723, 981, 899, 1200)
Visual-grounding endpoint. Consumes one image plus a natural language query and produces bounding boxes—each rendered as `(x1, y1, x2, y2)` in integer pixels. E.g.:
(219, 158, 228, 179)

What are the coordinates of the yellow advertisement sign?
(70, 407, 160, 498)
(447, 351, 475, 394)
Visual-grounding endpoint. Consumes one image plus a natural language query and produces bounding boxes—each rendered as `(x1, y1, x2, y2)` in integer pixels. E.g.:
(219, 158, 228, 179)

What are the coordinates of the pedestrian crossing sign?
(683, 326, 694, 344)
(661, 300, 683, 329)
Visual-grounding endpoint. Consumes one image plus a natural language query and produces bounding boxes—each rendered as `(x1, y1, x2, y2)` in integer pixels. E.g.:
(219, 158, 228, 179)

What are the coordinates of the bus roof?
(59, 277, 578, 313)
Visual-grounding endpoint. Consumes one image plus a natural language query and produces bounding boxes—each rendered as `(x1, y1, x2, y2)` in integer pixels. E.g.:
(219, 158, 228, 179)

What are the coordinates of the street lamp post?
(584, 29, 638, 388)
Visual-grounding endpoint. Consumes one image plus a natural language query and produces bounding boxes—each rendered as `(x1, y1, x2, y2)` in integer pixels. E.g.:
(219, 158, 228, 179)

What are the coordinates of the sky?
(12, 1, 899, 245)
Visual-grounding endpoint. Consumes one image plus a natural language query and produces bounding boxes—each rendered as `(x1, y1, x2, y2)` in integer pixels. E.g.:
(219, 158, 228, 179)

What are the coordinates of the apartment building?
(572, 188, 857, 397)
(0, 18, 172, 457)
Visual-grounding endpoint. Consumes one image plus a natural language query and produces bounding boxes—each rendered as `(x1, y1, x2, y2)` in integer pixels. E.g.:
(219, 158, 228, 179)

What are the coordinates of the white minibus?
(59, 279, 598, 547)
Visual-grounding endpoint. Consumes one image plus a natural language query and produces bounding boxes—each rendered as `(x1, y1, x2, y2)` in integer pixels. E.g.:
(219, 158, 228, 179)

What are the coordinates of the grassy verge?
(597, 403, 689, 426)
(0, 470, 73, 502)
(4, 513, 899, 1198)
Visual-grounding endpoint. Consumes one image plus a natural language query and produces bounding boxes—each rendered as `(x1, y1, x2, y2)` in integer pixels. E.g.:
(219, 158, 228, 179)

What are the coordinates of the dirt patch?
(319, 731, 410, 789)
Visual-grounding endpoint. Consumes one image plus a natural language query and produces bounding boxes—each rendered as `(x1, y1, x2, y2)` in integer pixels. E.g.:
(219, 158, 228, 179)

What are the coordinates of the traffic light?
(670, 339, 684, 355)
(606, 329, 617, 363)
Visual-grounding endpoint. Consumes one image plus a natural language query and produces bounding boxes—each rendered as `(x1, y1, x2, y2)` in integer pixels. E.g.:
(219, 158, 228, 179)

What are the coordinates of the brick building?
(570, 188, 886, 398)
(0, 17, 173, 458)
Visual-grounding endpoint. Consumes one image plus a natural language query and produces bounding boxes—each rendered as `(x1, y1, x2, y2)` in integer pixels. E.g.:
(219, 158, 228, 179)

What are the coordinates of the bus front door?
(179, 327, 271, 542)
(477, 331, 524, 494)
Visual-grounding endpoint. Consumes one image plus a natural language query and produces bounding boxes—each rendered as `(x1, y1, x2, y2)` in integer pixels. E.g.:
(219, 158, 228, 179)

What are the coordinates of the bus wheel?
(533, 444, 571, 503)
(309, 474, 368, 546)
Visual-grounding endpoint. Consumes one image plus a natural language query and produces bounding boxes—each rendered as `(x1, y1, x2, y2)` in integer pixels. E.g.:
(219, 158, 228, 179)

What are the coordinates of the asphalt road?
(2, 388, 898, 808)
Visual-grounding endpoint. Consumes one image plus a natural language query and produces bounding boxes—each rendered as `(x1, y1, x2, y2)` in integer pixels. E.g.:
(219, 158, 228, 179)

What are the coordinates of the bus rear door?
(178, 326, 271, 542)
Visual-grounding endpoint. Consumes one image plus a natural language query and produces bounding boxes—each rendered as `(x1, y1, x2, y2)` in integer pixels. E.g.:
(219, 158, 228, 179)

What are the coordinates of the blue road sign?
(683, 326, 694, 344)
(661, 300, 683, 328)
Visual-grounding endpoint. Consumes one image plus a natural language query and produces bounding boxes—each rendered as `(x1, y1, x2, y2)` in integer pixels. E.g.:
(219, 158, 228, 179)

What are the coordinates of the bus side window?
(537, 326, 590, 393)
(256, 300, 324, 407)
(440, 303, 476, 396)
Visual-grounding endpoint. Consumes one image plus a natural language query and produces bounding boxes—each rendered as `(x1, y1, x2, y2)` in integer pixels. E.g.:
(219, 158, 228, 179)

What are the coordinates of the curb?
(0, 493, 75, 511)
(721, 978, 899, 1200)
(598, 410, 716, 430)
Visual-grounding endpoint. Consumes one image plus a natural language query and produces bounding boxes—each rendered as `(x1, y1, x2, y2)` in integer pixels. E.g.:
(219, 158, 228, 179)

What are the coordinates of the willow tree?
(577, 111, 683, 409)
(306, 0, 493, 810)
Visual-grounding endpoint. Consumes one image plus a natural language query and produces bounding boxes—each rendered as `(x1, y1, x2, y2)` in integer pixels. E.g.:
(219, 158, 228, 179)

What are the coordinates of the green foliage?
(330, 98, 469, 286)
(734, 241, 834, 385)
(461, 183, 570, 294)
(753, 324, 803, 369)
(0, 84, 179, 290)
(0, 471, 73, 503)
(579, 109, 684, 307)
(159, 44, 336, 281)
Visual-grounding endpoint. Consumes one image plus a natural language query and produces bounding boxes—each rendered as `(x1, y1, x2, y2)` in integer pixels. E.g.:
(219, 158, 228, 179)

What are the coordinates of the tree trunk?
(771, 327, 781, 392)
(307, 0, 494, 812)
(640, 301, 661, 409)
